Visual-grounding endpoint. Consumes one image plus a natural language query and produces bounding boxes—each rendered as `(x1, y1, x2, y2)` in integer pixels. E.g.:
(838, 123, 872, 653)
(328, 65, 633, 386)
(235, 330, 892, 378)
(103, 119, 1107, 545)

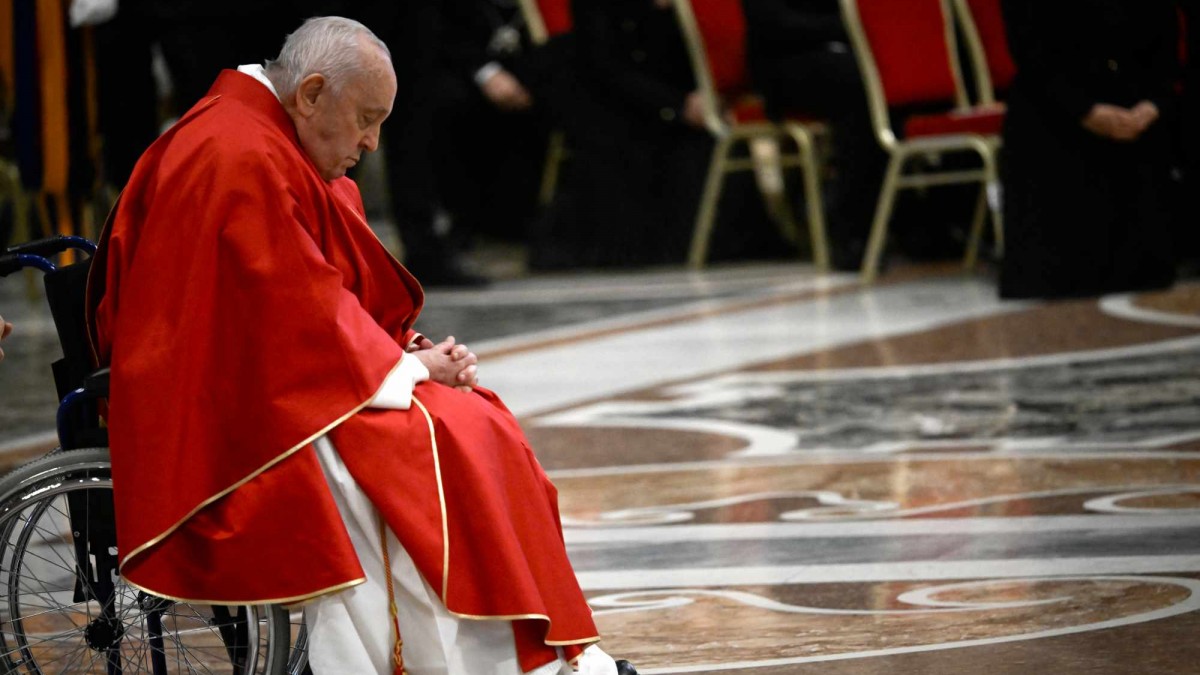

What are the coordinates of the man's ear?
(294, 73, 327, 118)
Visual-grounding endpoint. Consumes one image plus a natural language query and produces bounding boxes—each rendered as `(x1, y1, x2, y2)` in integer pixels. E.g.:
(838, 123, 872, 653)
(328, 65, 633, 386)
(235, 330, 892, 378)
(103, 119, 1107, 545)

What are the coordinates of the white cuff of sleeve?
(368, 356, 430, 410)
(69, 0, 118, 27)
(474, 62, 503, 87)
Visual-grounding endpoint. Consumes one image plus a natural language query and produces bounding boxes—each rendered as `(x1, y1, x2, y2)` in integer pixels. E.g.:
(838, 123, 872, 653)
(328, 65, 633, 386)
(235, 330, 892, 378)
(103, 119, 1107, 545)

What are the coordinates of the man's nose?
(361, 131, 380, 153)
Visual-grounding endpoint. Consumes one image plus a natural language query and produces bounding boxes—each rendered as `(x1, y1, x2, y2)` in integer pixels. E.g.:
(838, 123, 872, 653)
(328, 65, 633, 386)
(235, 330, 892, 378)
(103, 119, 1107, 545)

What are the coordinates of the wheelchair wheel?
(0, 448, 294, 674)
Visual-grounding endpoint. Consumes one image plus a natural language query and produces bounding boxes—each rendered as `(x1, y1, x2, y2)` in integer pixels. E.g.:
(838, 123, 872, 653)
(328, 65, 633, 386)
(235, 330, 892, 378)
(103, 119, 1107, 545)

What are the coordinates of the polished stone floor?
(2, 258, 1200, 674)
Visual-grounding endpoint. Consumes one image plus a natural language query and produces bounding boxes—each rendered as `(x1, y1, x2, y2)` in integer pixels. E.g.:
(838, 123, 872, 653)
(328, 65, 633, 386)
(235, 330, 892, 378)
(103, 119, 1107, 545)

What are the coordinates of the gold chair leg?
(538, 131, 566, 207)
(784, 123, 830, 273)
(985, 161, 1004, 259)
(989, 182, 1004, 259)
(688, 135, 734, 269)
(763, 186, 801, 247)
(860, 150, 906, 285)
(749, 137, 797, 244)
(963, 183, 988, 270)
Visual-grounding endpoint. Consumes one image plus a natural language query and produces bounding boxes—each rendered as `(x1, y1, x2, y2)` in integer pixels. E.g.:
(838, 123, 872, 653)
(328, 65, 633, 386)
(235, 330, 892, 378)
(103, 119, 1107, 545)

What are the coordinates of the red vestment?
(86, 70, 596, 670)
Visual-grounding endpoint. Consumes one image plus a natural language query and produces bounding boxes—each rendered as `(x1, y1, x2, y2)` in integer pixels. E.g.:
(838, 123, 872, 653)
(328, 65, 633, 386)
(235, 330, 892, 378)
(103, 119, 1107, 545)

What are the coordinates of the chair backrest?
(672, 0, 750, 133)
(841, 0, 969, 147)
(954, 0, 1015, 104)
(518, 0, 573, 45)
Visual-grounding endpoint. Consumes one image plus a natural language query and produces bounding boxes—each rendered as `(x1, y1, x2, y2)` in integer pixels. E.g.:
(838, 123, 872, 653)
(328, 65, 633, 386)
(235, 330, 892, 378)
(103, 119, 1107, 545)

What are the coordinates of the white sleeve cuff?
(474, 62, 503, 87)
(368, 356, 430, 410)
(69, 0, 118, 27)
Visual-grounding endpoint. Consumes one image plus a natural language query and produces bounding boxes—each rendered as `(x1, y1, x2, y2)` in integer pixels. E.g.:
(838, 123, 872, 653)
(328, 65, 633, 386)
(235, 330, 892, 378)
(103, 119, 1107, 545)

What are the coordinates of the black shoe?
(407, 256, 490, 288)
(527, 242, 580, 272)
(830, 237, 867, 272)
(616, 660, 638, 675)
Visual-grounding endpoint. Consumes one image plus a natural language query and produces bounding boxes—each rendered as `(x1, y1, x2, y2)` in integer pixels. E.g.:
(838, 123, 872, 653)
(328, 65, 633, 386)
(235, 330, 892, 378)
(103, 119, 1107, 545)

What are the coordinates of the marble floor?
(2, 260, 1199, 674)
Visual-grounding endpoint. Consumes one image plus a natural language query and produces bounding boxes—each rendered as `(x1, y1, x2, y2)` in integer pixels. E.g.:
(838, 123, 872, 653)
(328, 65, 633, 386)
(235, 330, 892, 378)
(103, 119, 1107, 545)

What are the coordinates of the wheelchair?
(0, 236, 310, 674)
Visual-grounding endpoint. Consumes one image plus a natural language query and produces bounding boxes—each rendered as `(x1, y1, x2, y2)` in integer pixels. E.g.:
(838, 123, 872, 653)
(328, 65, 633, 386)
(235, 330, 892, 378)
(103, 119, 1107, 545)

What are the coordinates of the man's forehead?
(359, 46, 396, 102)
(345, 61, 396, 110)
(358, 77, 396, 113)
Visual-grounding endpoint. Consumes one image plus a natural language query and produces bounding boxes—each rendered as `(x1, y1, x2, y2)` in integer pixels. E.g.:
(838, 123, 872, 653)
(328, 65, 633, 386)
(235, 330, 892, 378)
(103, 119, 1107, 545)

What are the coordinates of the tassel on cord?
(379, 519, 408, 675)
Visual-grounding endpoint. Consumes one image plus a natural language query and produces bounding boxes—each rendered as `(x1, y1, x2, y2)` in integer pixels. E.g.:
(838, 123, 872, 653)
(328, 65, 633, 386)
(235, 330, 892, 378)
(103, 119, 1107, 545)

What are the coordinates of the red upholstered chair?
(953, 0, 1016, 104)
(674, 0, 830, 271)
(841, 0, 1004, 283)
(519, 0, 573, 44)
(516, 0, 573, 205)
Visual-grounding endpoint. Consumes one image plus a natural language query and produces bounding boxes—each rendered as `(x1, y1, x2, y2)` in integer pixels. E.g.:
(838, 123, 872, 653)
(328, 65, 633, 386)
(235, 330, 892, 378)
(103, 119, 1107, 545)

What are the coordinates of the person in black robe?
(530, 0, 712, 269)
(1176, 0, 1200, 275)
(999, 0, 1180, 299)
(433, 0, 567, 245)
(317, 0, 490, 286)
(92, 0, 302, 186)
(744, 0, 885, 270)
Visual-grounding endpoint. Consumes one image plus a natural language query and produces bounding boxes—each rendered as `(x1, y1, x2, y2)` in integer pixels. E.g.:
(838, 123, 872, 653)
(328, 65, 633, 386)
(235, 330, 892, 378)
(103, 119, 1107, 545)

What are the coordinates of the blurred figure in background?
(88, 3, 159, 189)
(530, 0, 711, 269)
(434, 0, 568, 247)
(317, 0, 489, 286)
(90, 0, 303, 187)
(744, 0, 884, 271)
(1000, 0, 1179, 299)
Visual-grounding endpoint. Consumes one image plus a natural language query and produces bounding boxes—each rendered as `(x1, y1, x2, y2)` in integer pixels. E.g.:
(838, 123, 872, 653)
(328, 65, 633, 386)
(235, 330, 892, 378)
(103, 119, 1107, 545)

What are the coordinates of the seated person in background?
(317, 0, 491, 287)
(434, 0, 568, 246)
(0, 315, 10, 361)
(744, 0, 885, 271)
(531, 0, 710, 269)
(86, 16, 634, 675)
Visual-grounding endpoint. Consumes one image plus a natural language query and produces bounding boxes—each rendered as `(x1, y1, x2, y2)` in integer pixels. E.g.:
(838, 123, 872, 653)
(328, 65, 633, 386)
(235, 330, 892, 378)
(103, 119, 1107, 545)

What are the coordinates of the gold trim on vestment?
(122, 573, 366, 608)
(119, 356, 409, 573)
(546, 637, 604, 647)
(407, 398, 603, 650)
(448, 609, 553, 622)
(411, 396, 450, 599)
(444, 608, 600, 642)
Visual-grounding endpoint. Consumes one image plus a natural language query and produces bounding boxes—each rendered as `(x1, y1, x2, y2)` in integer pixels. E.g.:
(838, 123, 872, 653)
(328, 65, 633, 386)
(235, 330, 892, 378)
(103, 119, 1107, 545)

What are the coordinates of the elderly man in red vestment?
(86, 16, 636, 675)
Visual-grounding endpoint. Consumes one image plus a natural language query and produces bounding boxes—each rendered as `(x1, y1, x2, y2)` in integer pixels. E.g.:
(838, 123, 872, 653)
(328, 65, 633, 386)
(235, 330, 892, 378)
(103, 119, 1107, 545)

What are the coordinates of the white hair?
(265, 16, 391, 99)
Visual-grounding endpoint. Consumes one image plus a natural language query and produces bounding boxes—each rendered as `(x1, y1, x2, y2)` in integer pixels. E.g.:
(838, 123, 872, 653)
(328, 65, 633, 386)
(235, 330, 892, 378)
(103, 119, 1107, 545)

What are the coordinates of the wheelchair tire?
(0, 447, 296, 674)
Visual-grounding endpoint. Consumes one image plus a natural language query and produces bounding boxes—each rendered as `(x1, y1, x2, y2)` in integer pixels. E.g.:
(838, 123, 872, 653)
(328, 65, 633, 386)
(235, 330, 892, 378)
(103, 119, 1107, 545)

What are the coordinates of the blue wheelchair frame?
(0, 235, 106, 451)
(0, 236, 272, 675)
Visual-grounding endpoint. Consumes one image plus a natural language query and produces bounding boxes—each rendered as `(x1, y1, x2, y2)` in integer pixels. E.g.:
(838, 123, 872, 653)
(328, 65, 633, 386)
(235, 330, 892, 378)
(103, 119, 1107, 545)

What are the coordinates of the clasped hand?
(481, 69, 533, 112)
(408, 336, 479, 392)
(1082, 101, 1159, 142)
(0, 315, 11, 362)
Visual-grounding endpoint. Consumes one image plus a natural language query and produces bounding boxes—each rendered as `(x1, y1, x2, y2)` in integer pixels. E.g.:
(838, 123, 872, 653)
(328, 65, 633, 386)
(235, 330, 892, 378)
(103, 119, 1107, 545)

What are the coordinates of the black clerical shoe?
(407, 255, 490, 288)
(829, 237, 867, 272)
(616, 659, 638, 675)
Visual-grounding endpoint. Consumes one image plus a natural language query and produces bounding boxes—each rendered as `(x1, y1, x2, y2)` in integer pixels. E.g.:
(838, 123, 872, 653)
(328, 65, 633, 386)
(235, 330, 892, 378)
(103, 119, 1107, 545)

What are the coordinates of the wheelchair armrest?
(84, 368, 110, 396)
(6, 235, 98, 258)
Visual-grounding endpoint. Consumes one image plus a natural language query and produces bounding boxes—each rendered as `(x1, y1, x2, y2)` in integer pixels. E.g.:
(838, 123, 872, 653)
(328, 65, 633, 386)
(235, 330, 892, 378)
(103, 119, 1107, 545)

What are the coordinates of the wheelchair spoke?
(24, 499, 87, 572)
(3, 632, 90, 671)
(0, 456, 289, 674)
